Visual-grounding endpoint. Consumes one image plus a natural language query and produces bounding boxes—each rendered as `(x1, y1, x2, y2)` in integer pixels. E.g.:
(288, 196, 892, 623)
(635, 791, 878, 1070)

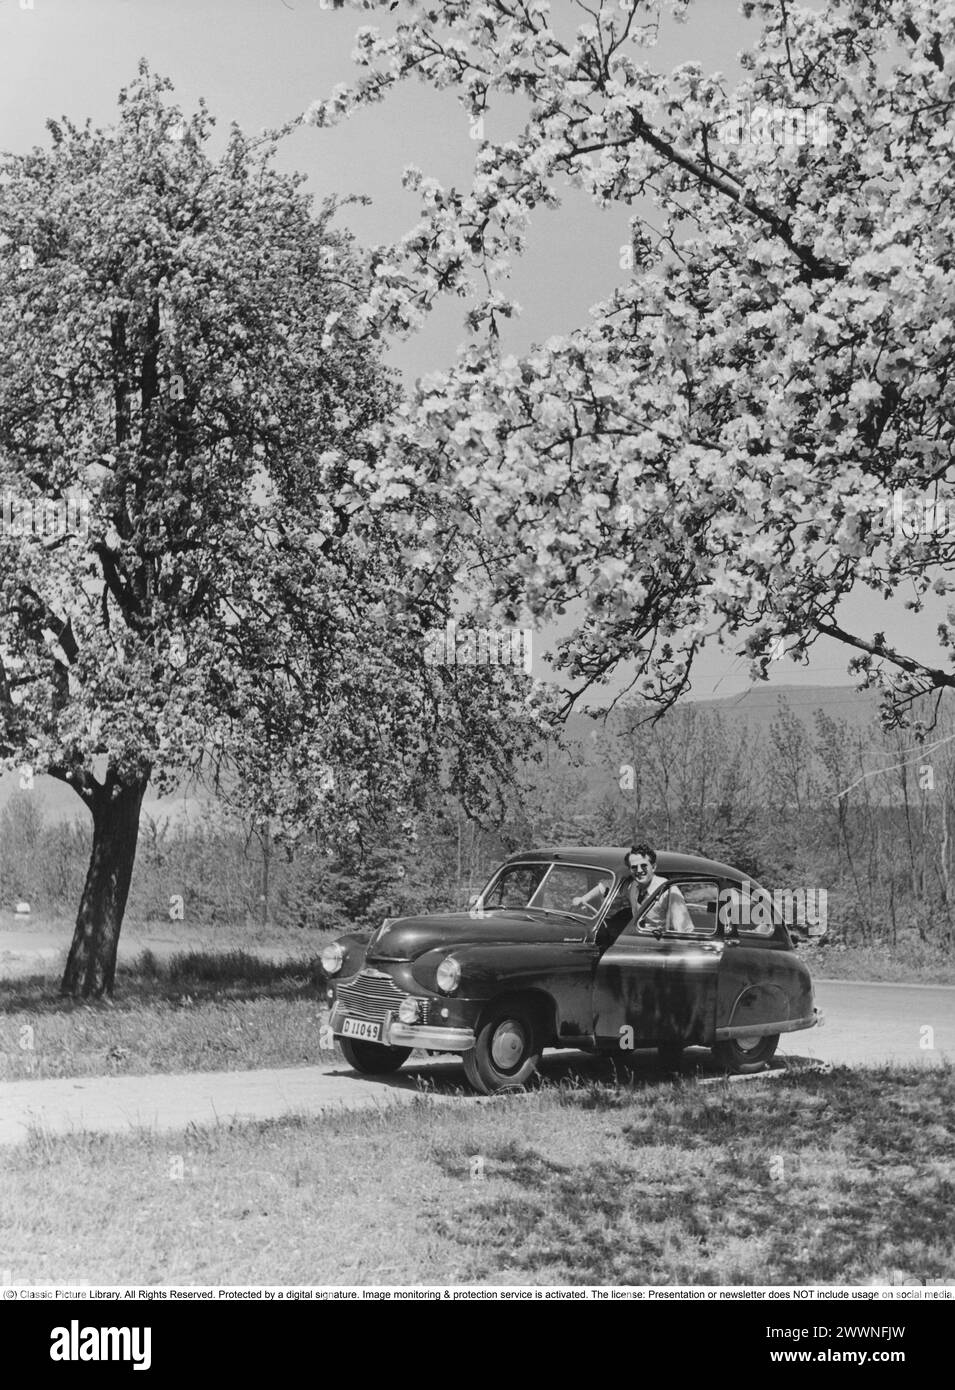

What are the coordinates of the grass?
(809, 941, 955, 985)
(1, 1065, 951, 1286)
(0, 950, 336, 1082)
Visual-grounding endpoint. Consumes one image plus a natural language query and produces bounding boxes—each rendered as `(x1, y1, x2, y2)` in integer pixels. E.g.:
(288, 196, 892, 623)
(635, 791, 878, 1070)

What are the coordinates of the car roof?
(505, 846, 747, 881)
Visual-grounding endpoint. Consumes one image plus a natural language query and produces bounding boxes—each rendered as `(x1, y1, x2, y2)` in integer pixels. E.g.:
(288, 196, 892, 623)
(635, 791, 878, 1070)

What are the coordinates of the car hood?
(366, 910, 589, 961)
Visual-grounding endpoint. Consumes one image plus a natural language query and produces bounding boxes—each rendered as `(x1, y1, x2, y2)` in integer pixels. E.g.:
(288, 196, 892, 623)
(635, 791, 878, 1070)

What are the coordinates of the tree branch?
(48, 764, 100, 811)
(903, 18, 945, 71)
(812, 618, 955, 690)
(563, 111, 844, 282)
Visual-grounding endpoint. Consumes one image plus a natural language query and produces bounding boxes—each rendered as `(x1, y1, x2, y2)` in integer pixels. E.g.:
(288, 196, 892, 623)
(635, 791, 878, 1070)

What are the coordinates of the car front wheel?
(712, 1033, 779, 1073)
(339, 1038, 411, 1074)
(463, 1003, 542, 1095)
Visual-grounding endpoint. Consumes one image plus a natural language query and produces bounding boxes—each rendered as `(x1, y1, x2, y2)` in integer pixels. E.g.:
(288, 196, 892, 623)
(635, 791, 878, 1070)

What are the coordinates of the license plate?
(341, 1017, 381, 1042)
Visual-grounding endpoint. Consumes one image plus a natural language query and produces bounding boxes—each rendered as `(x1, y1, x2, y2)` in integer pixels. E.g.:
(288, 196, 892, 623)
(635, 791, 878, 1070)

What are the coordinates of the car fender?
(717, 947, 815, 1036)
(329, 931, 371, 984)
(413, 941, 597, 1044)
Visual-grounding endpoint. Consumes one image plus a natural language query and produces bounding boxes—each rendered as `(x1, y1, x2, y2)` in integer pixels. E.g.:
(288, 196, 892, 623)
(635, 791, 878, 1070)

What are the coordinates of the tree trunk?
(940, 790, 953, 946)
(455, 808, 462, 901)
(259, 819, 271, 929)
(60, 772, 149, 998)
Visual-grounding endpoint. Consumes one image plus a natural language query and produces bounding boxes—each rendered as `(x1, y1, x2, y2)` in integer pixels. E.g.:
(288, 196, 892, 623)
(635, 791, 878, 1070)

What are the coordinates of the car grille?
(337, 971, 429, 1025)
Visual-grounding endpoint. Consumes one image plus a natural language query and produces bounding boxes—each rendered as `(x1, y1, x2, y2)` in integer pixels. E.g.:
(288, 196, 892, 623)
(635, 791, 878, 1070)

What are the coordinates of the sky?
(0, 0, 945, 704)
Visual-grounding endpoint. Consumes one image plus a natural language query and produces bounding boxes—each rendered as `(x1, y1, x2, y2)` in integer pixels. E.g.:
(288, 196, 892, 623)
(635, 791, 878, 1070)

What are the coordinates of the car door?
(657, 877, 722, 1045)
(592, 880, 671, 1048)
(592, 877, 721, 1048)
(715, 879, 810, 1035)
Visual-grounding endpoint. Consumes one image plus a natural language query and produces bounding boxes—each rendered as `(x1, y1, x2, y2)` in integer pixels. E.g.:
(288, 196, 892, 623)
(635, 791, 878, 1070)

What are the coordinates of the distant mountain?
(566, 683, 880, 744)
(686, 683, 880, 731)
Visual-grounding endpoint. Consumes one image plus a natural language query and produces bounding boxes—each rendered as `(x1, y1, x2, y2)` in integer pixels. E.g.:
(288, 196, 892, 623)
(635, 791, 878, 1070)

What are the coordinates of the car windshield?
(478, 862, 614, 918)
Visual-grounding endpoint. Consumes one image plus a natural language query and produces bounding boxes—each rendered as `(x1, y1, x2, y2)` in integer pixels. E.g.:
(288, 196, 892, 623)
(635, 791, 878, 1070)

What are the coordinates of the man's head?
(626, 843, 656, 887)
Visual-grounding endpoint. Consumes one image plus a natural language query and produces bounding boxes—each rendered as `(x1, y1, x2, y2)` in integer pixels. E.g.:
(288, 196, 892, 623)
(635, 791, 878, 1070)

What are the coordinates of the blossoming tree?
(0, 67, 537, 997)
(310, 0, 955, 721)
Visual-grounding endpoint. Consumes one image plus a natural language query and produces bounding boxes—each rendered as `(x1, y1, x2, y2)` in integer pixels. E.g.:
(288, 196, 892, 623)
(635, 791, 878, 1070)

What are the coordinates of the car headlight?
(321, 943, 345, 976)
(435, 956, 461, 994)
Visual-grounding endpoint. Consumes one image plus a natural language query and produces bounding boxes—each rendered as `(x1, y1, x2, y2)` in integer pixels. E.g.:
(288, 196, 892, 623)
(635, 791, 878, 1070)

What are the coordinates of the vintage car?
(321, 847, 822, 1095)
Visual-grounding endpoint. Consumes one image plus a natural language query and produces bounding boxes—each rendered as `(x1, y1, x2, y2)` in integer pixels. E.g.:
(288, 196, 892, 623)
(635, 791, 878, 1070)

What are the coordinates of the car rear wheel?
(339, 1038, 411, 1074)
(713, 1033, 779, 1073)
(463, 1003, 542, 1095)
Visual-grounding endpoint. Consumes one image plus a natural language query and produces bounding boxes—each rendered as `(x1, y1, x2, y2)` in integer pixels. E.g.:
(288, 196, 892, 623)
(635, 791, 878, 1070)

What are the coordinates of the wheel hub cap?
(490, 1020, 525, 1070)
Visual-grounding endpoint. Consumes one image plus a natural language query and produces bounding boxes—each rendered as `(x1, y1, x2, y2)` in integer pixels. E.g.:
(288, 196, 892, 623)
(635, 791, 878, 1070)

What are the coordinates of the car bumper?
(387, 1022, 476, 1051)
(328, 999, 476, 1053)
(714, 1007, 823, 1042)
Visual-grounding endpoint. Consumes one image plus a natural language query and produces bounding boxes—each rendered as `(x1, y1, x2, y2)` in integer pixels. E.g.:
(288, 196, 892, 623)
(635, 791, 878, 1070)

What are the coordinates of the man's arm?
(662, 884, 694, 934)
(641, 882, 681, 931)
(572, 882, 608, 909)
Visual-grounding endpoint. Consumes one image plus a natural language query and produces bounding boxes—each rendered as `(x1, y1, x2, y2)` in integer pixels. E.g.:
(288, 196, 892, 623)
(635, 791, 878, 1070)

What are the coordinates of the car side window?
(718, 882, 778, 937)
(617, 878, 718, 938)
(619, 880, 674, 937)
(662, 879, 719, 937)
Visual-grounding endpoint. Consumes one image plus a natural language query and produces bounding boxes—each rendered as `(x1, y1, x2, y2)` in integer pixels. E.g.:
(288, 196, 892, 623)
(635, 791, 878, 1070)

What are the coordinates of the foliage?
(0, 63, 538, 850)
(0, 64, 545, 993)
(310, 0, 955, 724)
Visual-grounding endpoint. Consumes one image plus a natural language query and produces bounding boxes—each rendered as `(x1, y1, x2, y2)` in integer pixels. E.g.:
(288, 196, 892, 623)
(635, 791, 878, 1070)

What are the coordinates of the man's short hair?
(627, 842, 657, 864)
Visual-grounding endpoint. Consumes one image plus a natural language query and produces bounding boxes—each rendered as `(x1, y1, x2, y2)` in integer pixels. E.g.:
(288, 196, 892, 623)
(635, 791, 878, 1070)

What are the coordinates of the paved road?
(0, 981, 951, 1147)
(781, 978, 954, 1068)
(0, 1059, 472, 1147)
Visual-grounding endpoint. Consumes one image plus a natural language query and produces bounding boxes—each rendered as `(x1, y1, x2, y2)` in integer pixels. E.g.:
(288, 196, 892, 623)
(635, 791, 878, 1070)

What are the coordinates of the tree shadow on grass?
(430, 1138, 663, 1281)
(423, 1067, 955, 1284)
(0, 949, 324, 1014)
